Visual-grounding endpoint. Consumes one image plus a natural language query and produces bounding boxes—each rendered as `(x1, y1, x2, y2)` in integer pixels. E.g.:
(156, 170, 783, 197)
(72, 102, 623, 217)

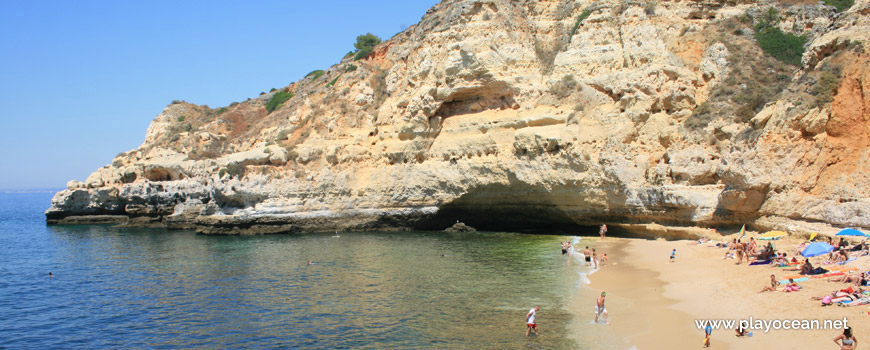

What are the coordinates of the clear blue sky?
(0, 0, 438, 190)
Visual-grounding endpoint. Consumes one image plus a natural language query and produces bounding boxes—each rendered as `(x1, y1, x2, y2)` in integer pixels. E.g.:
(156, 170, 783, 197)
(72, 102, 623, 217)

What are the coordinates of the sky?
(0, 0, 438, 190)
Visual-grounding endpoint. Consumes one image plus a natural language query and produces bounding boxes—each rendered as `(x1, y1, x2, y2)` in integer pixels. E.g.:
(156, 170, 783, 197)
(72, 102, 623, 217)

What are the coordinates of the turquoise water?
(0, 192, 579, 348)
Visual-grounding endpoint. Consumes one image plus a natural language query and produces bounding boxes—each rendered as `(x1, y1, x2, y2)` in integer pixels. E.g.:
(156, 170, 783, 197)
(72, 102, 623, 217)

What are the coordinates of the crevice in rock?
(432, 81, 515, 120)
(144, 167, 185, 182)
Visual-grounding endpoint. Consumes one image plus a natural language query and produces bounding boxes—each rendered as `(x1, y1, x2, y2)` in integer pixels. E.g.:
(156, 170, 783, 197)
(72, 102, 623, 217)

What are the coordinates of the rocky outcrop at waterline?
(47, 0, 870, 237)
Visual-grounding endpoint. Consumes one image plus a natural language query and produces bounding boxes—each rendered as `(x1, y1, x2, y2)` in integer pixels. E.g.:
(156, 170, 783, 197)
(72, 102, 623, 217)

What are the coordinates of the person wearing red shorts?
(525, 305, 540, 336)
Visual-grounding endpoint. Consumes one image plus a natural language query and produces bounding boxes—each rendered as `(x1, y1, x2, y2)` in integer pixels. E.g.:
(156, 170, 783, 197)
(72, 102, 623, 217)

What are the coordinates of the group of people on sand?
(721, 237, 767, 264)
(704, 232, 866, 348)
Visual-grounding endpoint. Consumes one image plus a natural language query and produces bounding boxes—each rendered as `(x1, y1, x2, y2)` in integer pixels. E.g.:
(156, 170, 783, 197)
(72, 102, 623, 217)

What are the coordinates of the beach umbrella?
(809, 232, 818, 241)
(835, 228, 866, 237)
(759, 231, 787, 240)
(801, 242, 835, 257)
(738, 224, 746, 239)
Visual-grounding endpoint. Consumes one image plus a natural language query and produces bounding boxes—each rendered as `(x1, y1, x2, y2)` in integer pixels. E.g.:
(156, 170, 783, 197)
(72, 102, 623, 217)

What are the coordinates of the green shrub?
(265, 91, 295, 113)
(327, 74, 341, 87)
(550, 75, 578, 98)
(346, 64, 357, 72)
(276, 128, 292, 143)
(823, 0, 854, 12)
(306, 70, 325, 81)
(811, 65, 842, 107)
(570, 8, 592, 37)
(353, 33, 382, 60)
(223, 163, 245, 179)
(755, 21, 806, 66)
(643, 2, 656, 16)
(177, 115, 186, 122)
(216, 107, 227, 115)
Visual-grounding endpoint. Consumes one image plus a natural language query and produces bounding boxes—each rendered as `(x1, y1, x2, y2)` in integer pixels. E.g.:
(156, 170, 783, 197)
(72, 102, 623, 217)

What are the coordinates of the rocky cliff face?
(47, 0, 870, 237)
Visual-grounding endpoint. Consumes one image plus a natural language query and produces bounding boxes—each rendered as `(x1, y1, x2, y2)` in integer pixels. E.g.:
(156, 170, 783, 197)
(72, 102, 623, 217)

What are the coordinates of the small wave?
(577, 271, 591, 285)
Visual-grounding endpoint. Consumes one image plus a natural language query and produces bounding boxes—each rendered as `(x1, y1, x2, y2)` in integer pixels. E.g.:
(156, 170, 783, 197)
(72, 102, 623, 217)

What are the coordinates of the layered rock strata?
(47, 0, 870, 237)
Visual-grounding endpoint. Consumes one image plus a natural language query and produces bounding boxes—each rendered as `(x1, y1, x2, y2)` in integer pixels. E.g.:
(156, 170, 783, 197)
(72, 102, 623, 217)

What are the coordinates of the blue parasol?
(801, 242, 835, 257)
(835, 228, 867, 237)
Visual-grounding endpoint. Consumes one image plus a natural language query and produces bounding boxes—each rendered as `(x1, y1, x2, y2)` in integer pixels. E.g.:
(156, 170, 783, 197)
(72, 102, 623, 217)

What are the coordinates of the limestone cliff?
(47, 0, 870, 237)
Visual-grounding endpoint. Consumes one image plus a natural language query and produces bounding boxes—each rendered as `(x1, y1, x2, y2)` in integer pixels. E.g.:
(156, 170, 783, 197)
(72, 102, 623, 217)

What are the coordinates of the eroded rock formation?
(47, 0, 870, 236)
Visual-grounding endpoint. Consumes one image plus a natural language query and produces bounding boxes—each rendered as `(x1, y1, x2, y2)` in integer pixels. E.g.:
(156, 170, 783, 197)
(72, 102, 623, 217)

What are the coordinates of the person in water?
(583, 246, 592, 266)
(525, 306, 540, 336)
(48, 272, 53, 278)
(592, 249, 599, 269)
(595, 291, 609, 324)
(561, 242, 568, 255)
(834, 326, 857, 350)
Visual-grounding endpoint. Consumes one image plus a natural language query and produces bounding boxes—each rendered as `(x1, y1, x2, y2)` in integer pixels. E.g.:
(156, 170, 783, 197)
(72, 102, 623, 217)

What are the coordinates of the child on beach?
(595, 291, 609, 324)
(525, 306, 540, 336)
(759, 274, 780, 293)
(704, 323, 712, 347)
(783, 278, 800, 292)
(600, 253, 608, 267)
(669, 249, 676, 262)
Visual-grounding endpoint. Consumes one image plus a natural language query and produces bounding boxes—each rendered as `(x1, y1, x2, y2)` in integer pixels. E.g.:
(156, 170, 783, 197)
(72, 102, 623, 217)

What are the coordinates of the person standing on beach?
(595, 291, 609, 324)
(592, 249, 599, 269)
(833, 326, 856, 350)
(704, 323, 712, 347)
(735, 240, 745, 265)
(525, 306, 540, 336)
(584, 246, 592, 266)
(669, 249, 676, 262)
(599, 224, 607, 238)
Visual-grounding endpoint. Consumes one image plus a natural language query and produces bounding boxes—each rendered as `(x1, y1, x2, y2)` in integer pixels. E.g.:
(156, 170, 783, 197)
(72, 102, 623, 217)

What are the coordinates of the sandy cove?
(568, 234, 869, 349)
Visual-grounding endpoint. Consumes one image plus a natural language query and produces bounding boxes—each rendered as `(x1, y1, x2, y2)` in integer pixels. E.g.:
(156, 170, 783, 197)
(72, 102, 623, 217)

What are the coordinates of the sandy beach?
(568, 233, 870, 349)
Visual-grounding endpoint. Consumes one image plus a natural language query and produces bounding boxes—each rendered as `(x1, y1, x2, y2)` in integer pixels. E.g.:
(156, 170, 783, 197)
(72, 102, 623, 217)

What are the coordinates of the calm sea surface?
(0, 192, 580, 349)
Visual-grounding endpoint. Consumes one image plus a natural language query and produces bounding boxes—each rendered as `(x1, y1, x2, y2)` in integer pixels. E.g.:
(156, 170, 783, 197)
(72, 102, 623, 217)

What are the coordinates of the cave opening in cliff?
(417, 182, 625, 236)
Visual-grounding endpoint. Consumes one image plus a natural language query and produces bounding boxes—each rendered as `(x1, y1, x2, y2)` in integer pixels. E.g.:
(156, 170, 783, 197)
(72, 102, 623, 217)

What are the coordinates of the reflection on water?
(0, 193, 579, 349)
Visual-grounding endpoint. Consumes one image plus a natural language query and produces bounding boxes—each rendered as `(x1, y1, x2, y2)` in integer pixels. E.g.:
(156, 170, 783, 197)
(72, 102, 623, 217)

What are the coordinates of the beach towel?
(749, 259, 772, 266)
(814, 272, 844, 279)
(779, 277, 809, 284)
(802, 267, 829, 276)
(838, 257, 858, 265)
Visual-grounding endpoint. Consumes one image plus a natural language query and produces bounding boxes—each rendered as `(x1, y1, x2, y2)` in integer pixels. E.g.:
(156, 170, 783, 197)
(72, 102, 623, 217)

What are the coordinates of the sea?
(0, 192, 590, 349)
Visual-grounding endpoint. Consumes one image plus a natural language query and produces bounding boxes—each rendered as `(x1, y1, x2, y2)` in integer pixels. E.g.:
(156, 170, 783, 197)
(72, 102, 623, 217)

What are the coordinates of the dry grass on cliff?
(685, 17, 793, 133)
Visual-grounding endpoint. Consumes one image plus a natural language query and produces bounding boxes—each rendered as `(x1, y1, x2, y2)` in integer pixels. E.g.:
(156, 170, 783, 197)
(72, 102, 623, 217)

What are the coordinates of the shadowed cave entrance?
(416, 182, 622, 236)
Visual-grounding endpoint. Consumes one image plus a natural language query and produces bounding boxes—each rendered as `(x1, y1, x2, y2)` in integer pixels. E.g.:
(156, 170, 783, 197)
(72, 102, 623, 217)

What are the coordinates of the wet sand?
(567, 235, 870, 349)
